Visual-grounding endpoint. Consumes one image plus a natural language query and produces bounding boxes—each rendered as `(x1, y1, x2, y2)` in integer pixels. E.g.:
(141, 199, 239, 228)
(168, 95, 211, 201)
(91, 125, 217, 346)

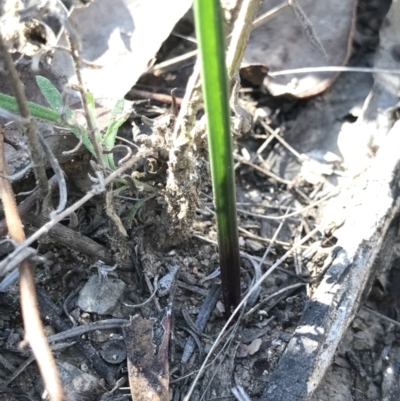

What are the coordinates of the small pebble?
(245, 239, 263, 252)
(79, 313, 91, 325)
(179, 271, 197, 285)
(280, 333, 292, 342)
(80, 363, 89, 372)
(248, 338, 262, 355)
(216, 301, 225, 314)
(77, 275, 126, 315)
(248, 189, 262, 203)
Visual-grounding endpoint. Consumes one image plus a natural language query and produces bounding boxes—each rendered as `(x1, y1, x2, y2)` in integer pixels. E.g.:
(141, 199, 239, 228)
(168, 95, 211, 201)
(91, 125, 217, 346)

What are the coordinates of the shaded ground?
(0, 0, 398, 400)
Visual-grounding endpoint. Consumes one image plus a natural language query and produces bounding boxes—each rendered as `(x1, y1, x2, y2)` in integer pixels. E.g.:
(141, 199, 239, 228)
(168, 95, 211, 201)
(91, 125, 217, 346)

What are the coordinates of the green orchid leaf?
(102, 99, 130, 170)
(0, 93, 60, 122)
(36, 76, 63, 113)
(194, 0, 241, 312)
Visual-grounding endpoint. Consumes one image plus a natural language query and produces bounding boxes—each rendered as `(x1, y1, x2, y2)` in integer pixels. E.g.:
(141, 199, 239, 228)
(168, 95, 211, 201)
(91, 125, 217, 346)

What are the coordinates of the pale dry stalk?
(0, 130, 63, 401)
(0, 26, 50, 210)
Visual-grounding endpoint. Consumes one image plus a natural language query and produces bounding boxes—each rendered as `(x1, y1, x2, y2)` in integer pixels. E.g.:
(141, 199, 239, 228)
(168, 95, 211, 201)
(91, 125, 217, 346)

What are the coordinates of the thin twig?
(123, 275, 159, 309)
(37, 133, 67, 217)
(0, 163, 33, 181)
(245, 282, 306, 318)
(0, 29, 50, 211)
(260, 121, 303, 161)
(238, 225, 306, 248)
(128, 89, 183, 106)
(0, 131, 62, 401)
(234, 154, 292, 185)
(252, 2, 287, 28)
(245, 207, 291, 307)
(148, 3, 285, 75)
(45, 319, 129, 343)
(269, 66, 400, 77)
(234, 128, 277, 170)
(363, 306, 400, 329)
(241, 188, 340, 221)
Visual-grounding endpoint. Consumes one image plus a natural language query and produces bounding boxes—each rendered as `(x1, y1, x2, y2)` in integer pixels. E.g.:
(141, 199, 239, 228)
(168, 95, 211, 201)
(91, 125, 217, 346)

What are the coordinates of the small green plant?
(194, 0, 241, 314)
(0, 76, 157, 234)
(37, 76, 130, 169)
(0, 76, 129, 170)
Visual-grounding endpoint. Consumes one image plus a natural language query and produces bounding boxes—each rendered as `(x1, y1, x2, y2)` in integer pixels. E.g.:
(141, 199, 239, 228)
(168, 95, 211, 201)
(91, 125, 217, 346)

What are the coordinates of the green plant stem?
(194, 0, 241, 313)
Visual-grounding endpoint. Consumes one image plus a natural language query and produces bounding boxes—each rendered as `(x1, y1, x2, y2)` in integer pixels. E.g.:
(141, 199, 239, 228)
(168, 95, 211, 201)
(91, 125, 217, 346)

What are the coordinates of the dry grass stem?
(0, 130, 63, 401)
(234, 154, 292, 185)
(252, 2, 287, 29)
(0, 31, 50, 211)
(226, 0, 262, 79)
(269, 66, 400, 77)
(245, 282, 306, 317)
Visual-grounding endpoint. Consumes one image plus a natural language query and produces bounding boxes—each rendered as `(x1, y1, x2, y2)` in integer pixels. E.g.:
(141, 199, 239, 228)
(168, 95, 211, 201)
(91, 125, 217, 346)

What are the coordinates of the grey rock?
(77, 275, 126, 315)
(245, 239, 264, 252)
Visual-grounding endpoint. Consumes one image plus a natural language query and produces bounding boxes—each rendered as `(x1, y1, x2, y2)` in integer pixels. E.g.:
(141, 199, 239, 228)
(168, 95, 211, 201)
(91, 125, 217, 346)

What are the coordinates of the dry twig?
(0, 130, 63, 401)
(0, 27, 50, 211)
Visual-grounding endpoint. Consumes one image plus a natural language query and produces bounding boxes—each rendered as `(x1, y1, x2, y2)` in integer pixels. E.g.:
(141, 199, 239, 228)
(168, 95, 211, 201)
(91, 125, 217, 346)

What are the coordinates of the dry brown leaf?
(243, 0, 357, 98)
(52, 0, 192, 108)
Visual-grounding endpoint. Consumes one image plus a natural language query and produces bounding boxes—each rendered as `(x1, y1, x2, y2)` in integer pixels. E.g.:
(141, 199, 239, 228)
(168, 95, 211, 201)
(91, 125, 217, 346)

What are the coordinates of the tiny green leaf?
(36, 76, 63, 113)
(70, 125, 96, 157)
(35, 76, 97, 156)
(0, 93, 60, 122)
(102, 99, 130, 170)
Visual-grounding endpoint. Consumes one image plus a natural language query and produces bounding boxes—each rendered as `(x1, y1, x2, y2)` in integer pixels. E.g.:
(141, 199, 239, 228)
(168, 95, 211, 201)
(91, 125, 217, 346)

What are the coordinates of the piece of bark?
(261, 118, 400, 400)
(122, 310, 171, 401)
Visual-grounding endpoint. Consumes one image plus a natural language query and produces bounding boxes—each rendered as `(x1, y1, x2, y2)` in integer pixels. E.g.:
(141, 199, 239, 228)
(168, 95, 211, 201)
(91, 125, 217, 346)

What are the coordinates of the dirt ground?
(0, 0, 399, 400)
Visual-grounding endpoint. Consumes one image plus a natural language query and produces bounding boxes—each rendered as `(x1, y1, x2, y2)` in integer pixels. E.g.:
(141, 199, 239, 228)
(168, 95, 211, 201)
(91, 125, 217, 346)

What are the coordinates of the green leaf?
(0, 93, 60, 122)
(194, 0, 241, 311)
(102, 99, 130, 170)
(125, 194, 156, 228)
(36, 76, 63, 113)
(70, 125, 96, 157)
(86, 92, 100, 138)
(35, 76, 97, 156)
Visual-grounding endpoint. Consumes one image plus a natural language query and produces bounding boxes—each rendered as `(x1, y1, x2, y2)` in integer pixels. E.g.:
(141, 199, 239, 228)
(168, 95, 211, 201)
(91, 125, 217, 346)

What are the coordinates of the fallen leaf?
(52, 0, 192, 108)
(243, 0, 357, 97)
